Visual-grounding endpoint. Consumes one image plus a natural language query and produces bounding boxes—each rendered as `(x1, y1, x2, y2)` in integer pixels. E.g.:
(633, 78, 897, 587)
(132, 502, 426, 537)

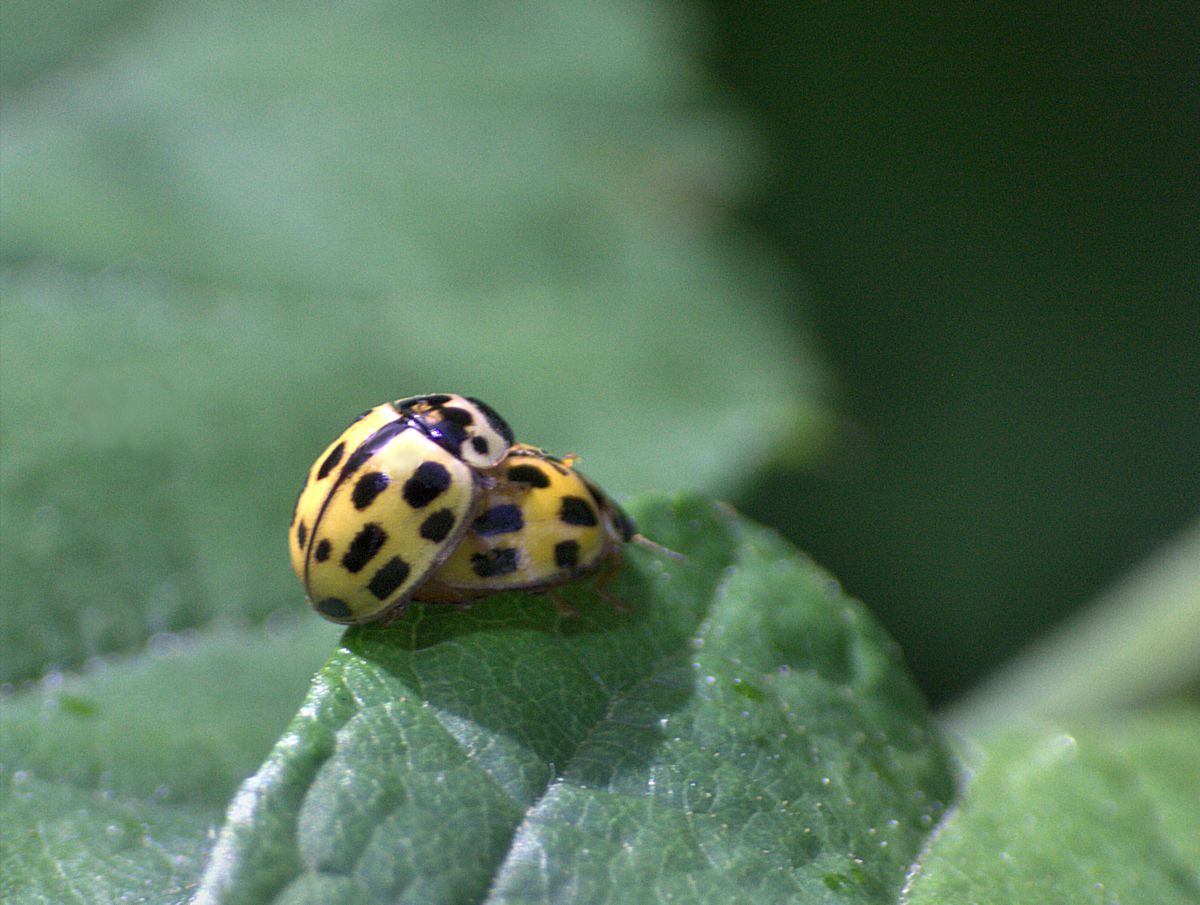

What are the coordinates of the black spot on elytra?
(560, 495, 598, 527)
(426, 422, 466, 457)
(317, 442, 345, 480)
(367, 556, 411, 600)
(314, 539, 331, 562)
(352, 471, 389, 510)
(419, 508, 456, 543)
(466, 397, 515, 444)
(471, 436, 489, 456)
(316, 598, 352, 619)
(403, 461, 452, 508)
(341, 523, 387, 573)
(473, 504, 524, 536)
(471, 548, 519, 578)
(554, 539, 580, 570)
(296, 520, 308, 549)
(506, 464, 550, 488)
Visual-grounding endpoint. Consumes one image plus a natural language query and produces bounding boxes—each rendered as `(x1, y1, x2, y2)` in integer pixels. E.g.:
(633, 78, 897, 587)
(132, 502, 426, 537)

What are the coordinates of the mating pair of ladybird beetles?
(288, 394, 656, 624)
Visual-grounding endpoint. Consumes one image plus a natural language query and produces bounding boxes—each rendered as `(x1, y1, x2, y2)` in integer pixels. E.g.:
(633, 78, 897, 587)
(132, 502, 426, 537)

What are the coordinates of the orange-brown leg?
(546, 588, 579, 617)
(591, 551, 630, 612)
(380, 601, 410, 626)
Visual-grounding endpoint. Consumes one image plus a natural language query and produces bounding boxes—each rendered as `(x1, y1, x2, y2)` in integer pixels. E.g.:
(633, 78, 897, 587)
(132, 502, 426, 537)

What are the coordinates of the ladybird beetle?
(288, 395, 514, 624)
(413, 443, 673, 608)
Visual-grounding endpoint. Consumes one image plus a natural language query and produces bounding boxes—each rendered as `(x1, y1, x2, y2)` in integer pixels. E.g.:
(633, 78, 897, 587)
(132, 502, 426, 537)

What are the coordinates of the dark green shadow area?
(707, 2, 1200, 705)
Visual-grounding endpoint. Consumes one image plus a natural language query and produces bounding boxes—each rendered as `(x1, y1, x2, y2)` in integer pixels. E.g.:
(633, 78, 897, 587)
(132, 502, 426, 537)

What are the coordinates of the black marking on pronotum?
(400, 398, 475, 458)
(439, 406, 474, 426)
(554, 539, 580, 570)
(296, 520, 308, 549)
(559, 495, 598, 527)
(419, 508, 456, 543)
(473, 504, 524, 536)
(341, 523, 387, 573)
(368, 556, 411, 600)
(506, 464, 550, 488)
(471, 548, 519, 578)
(302, 416, 415, 589)
(409, 394, 452, 408)
(352, 471, 390, 510)
(314, 539, 331, 562)
(316, 597, 352, 620)
(403, 461, 452, 508)
(466, 396, 515, 445)
(421, 419, 467, 458)
(471, 436, 490, 456)
(317, 441, 346, 480)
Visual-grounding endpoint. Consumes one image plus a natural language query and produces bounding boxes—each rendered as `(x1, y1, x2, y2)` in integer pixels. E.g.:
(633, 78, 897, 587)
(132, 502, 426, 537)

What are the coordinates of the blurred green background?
(706, 4, 1199, 703)
(2, 0, 1197, 711)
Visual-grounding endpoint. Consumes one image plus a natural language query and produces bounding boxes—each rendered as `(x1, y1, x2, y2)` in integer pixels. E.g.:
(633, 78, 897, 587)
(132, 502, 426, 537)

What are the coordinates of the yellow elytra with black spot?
(413, 444, 640, 604)
(288, 395, 515, 624)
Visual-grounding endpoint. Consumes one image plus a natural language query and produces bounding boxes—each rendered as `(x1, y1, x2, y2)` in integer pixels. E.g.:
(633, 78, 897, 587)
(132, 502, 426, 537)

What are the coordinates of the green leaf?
(0, 0, 825, 498)
(195, 496, 954, 905)
(904, 709, 1200, 904)
(0, 774, 212, 905)
(0, 0, 142, 87)
(0, 618, 335, 904)
(0, 0, 825, 685)
(1, 2, 753, 295)
(0, 619, 337, 806)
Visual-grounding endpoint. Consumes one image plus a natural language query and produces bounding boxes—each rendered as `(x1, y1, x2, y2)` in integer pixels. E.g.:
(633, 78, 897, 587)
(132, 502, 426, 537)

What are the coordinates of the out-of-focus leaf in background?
(904, 712, 1200, 904)
(0, 0, 144, 88)
(945, 520, 1200, 731)
(0, 0, 825, 684)
(0, 618, 335, 905)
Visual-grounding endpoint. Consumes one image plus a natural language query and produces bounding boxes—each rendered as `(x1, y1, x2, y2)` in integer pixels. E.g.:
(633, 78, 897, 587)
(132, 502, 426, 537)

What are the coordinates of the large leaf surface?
(196, 496, 953, 904)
